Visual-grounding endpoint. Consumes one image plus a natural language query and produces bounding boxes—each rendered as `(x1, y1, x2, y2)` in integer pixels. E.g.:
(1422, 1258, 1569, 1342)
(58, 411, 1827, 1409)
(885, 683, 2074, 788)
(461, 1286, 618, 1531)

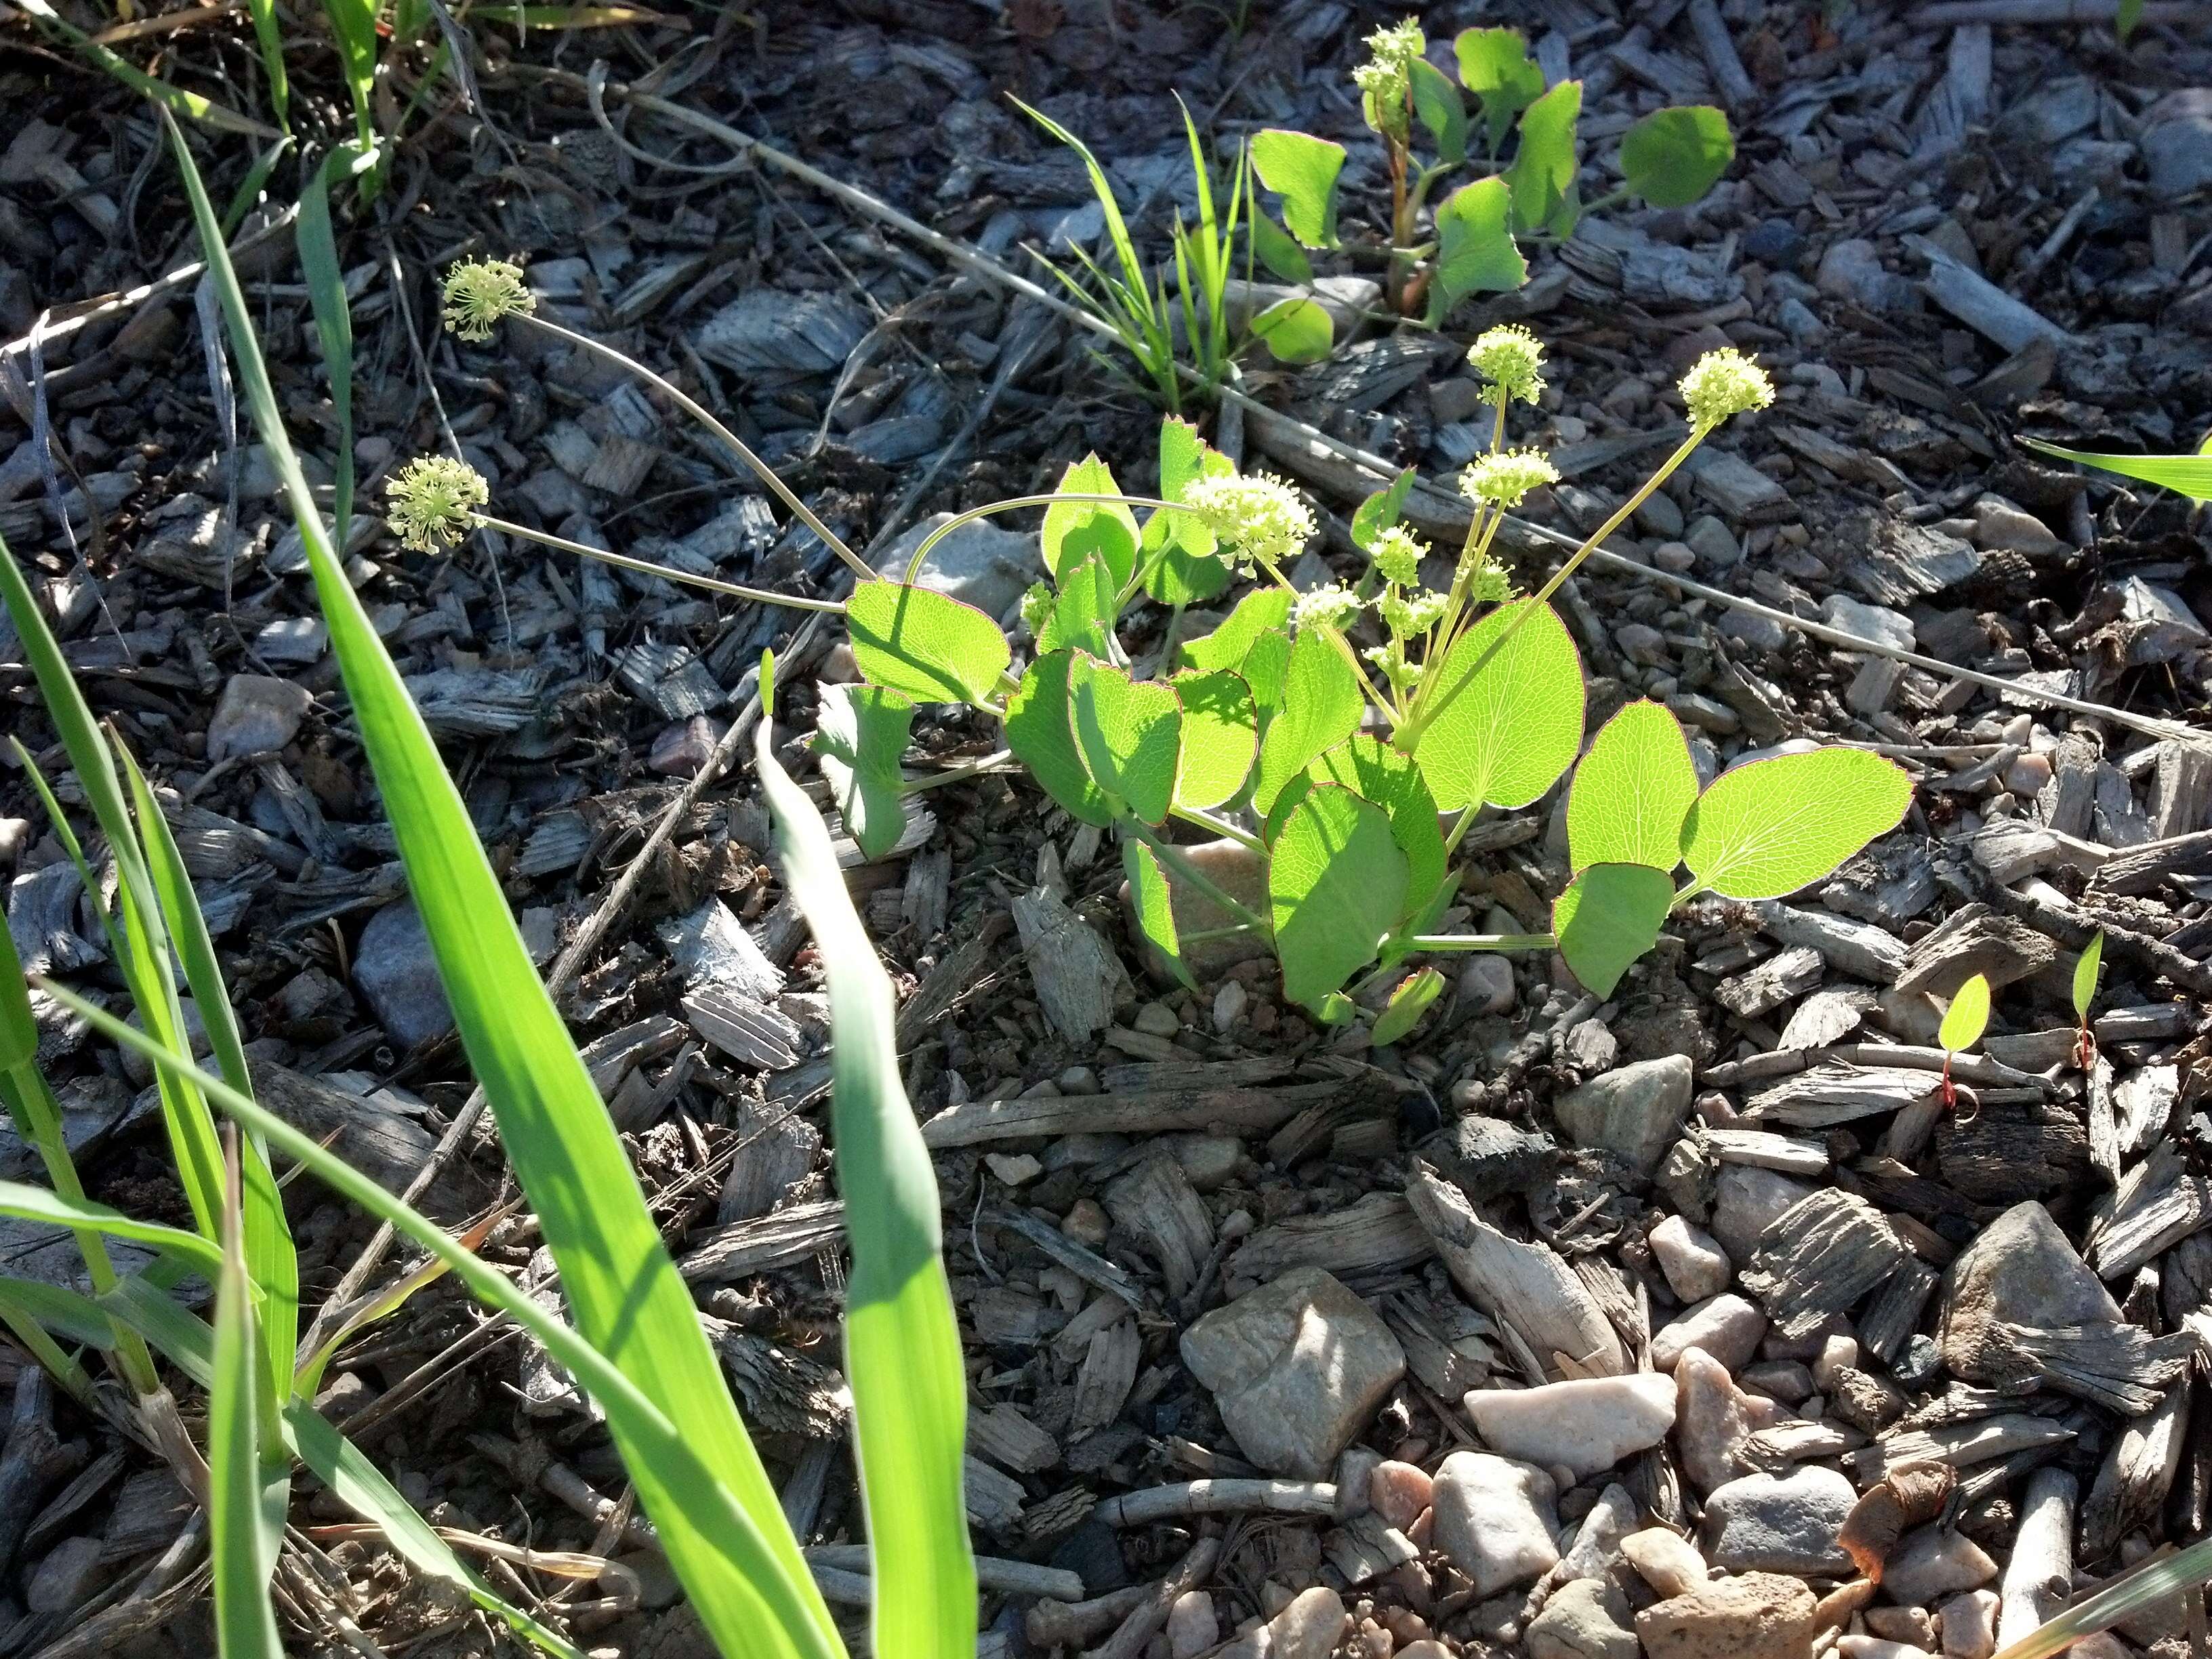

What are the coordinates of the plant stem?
(515, 313, 877, 583)
(474, 515, 847, 613)
(1130, 827, 1269, 934)
(1401, 424, 1710, 747)
(900, 750, 1015, 794)
(1170, 804, 1263, 853)
(1406, 933, 1555, 951)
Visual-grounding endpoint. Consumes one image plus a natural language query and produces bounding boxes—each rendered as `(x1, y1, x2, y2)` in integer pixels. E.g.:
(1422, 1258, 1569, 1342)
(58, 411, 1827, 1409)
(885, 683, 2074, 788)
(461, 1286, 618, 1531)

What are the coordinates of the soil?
(3, 1, 2212, 1657)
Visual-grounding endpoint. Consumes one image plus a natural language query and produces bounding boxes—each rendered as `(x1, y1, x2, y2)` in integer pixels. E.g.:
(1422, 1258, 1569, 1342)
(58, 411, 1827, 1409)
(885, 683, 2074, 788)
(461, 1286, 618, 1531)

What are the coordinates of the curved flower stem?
(1407, 932, 1555, 951)
(1170, 804, 1263, 853)
(514, 313, 877, 583)
(899, 749, 1015, 795)
(1129, 825, 1269, 934)
(1400, 424, 1711, 749)
(474, 514, 848, 613)
(902, 493, 1204, 586)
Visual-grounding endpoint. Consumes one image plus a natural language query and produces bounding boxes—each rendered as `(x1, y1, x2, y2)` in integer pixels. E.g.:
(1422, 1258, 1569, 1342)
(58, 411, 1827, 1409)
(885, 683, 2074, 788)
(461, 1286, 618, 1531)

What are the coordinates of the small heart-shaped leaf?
(1680, 748, 1912, 900)
(1066, 654, 1183, 825)
(1270, 784, 1410, 1010)
(1554, 862, 1674, 997)
(846, 581, 1010, 707)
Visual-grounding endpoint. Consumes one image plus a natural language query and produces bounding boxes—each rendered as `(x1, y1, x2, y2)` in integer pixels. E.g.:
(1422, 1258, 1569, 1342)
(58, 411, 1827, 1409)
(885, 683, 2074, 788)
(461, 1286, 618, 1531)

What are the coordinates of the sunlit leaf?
(1554, 863, 1673, 998)
(1006, 651, 1115, 826)
(1454, 26, 1546, 153)
(1067, 655, 1183, 825)
(2073, 932, 2105, 1027)
(1408, 56, 1468, 165)
(1680, 748, 1913, 900)
(1142, 417, 1233, 606)
(1426, 177, 1528, 323)
(1250, 211, 1314, 284)
(2022, 437, 2212, 503)
(846, 580, 1010, 707)
(1270, 736, 1445, 931)
(1170, 670, 1257, 810)
(1252, 630, 1365, 813)
(1505, 79, 1582, 236)
(1042, 454, 1141, 590)
(1179, 588, 1293, 676)
(1370, 966, 1445, 1047)
(815, 684, 915, 862)
(1251, 129, 1346, 248)
(1124, 840, 1193, 991)
(1351, 470, 1417, 551)
(1566, 699, 1697, 873)
(1939, 972, 1991, 1056)
(1251, 296, 1334, 364)
(1414, 600, 1584, 811)
(1619, 106, 1734, 207)
(1270, 785, 1410, 1010)
(1035, 552, 1118, 658)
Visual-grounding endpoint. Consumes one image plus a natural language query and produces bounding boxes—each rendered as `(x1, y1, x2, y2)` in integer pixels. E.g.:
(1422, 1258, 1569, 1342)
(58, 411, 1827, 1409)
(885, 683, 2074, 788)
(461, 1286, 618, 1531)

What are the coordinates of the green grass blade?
(298, 145, 376, 540)
(754, 705, 975, 1659)
(118, 744, 298, 1406)
(1014, 98, 1156, 314)
(161, 113, 842, 1659)
(319, 0, 381, 148)
(58, 988, 837, 1659)
(0, 1179, 222, 1276)
(0, 535, 229, 1242)
(242, 0, 289, 130)
(211, 1158, 285, 1659)
(100, 1275, 583, 1659)
(0, 1276, 102, 1408)
(220, 138, 293, 239)
(11, 1, 279, 138)
(2021, 436, 2212, 503)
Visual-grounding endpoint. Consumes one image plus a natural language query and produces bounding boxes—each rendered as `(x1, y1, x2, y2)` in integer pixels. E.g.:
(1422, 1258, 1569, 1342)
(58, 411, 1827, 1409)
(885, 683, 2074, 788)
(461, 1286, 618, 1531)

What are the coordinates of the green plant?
(1250, 19, 1734, 339)
(1936, 971, 1990, 1113)
(0, 124, 974, 1658)
(2072, 930, 2105, 1069)
(411, 266, 1911, 1042)
(1016, 98, 1289, 409)
(2024, 434, 2212, 501)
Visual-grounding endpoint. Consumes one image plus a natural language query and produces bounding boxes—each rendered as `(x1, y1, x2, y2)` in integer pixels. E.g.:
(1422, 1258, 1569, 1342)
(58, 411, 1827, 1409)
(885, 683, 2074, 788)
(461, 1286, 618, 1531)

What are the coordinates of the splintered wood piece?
(1380, 1288, 1500, 1397)
(1404, 1164, 1628, 1380)
(1998, 1469, 2076, 1651)
(1895, 903, 2057, 998)
(922, 1080, 1339, 1147)
(1858, 1256, 1940, 1368)
(1971, 1319, 2194, 1414)
(970, 1403, 1062, 1475)
(1011, 885, 1127, 1043)
(1714, 944, 1825, 1019)
(683, 985, 803, 1070)
(1103, 1155, 1214, 1299)
(1224, 1191, 1431, 1292)
(718, 1109, 820, 1224)
(1847, 1413, 2075, 1484)
(1740, 1189, 1913, 1340)
(2088, 1141, 2212, 1281)
(986, 1205, 1151, 1311)
(247, 1061, 484, 1214)
(1067, 1317, 1142, 1441)
(2097, 826, 2212, 895)
(677, 1199, 844, 1283)
(1934, 1097, 2092, 1206)
(1746, 1063, 1933, 1127)
(2080, 1374, 2190, 1558)
(707, 1322, 848, 1437)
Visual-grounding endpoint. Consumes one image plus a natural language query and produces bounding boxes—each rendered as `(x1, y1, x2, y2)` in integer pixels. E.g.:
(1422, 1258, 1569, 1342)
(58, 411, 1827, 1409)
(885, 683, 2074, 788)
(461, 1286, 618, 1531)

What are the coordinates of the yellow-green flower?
(1467, 325, 1547, 405)
(1355, 18, 1425, 137)
(1182, 473, 1317, 570)
(1295, 583, 1364, 631)
(386, 455, 489, 551)
(1379, 587, 1448, 638)
(1368, 524, 1429, 588)
(1461, 449, 1560, 508)
(1461, 547, 1514, 606)
(1367, 643, 1420, 693)
(442, 258, 536, 342)
(1679, 347, 1774, 428)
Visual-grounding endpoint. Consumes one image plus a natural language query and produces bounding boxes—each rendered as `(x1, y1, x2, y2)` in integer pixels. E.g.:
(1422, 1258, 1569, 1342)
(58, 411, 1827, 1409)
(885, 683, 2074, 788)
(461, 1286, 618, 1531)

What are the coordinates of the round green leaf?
(1142, 417, 1233, 607)
(814, 684, 915, 862)
(1455, 26, 1545, 152)
(1251, 296, 1334, 365)
(1939, 972, 1991, 1056)
(1414, 599, 1585, 812)
(1271, 735, 1446, 931)
(1567, 699, 1698, 874)
(1679, 748, 1913, 900)
(1408, 56, 1468, 166)
(1066, 654, 1183, 827)
(1505, 79, 1582, 236)
(1370, 965, 1446, 1048)
(1170, 670, 1257, 811)
(1250, 210, 1315, 284)
(1619, 105, 1734, 208)
(1269, 784, 1410, 1011)
(1179, 587, 1293, 677)
(1042, 455, 1140, 590)
(1252, 630, 1366, 813)
(1554, 862, 1675, 998)
(1250, 129, 1346, 249)
(1036, 553, 1118, 658)
(846, 581, 1010, 707)
(1426, 177, 1528, 325)
(1005, 651, 1113, 826)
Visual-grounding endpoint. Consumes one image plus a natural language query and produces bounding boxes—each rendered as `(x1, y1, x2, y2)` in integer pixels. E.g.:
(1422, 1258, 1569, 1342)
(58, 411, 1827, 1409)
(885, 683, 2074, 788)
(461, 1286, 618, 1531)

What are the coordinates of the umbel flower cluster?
(1351, 17, 1427, 140)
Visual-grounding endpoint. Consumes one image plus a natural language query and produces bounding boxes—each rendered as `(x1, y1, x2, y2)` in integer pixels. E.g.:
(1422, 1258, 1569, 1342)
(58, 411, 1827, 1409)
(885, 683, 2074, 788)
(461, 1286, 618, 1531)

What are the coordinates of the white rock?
(1811, 1334, 1860, 1390)
(1266, 1586, 1345, 1659)
(1971, 496, 2064, 557)
(1938, 1589, 1998, 1659)
(1558, 1483, 1640, 1580)
(207, 672, 314, 762)
(1179, 1267, 1405, 1479)
(1652, 1294, 1767, 1373)
(1620, 1528, 1709, 1599)
(1673, 1347, 1785, 1494)
(1650, 1214, 1733, 1302)
(1463, 1374, 1678, 1479)
(1458, 954, 1517, 1017)
(1882, 1525, 1997, 1607)
(1429, 1450, 1561, 1598)
(1525, 1577, 1638, 1659)
(1839, 1639, 1933, 1659)
(1555, 1055, 1694, 1178)
(1169, 1591, 1220, 1659)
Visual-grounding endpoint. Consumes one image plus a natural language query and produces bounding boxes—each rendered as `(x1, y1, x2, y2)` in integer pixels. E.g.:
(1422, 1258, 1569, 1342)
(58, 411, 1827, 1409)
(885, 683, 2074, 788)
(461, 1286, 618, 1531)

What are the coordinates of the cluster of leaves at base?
(820, 419, 1914, 1020)
(1250, 22, 1733, 339)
